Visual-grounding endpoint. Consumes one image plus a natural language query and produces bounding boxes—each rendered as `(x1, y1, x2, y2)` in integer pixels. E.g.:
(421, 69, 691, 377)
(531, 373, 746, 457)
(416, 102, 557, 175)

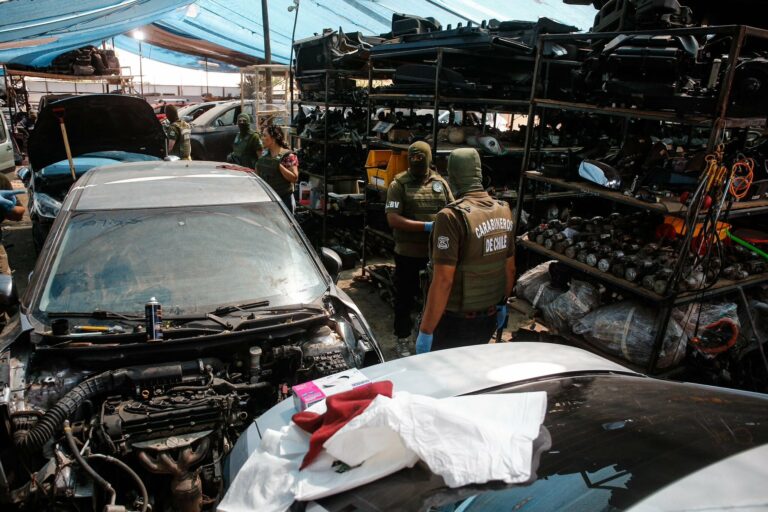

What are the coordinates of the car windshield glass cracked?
(34, 203, 326, 317)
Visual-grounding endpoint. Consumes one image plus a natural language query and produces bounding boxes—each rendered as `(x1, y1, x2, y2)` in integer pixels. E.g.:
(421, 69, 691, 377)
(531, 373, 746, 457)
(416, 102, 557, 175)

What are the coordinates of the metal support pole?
(431, 48, 443, 155)
(289, 0, 300, 125)
(2, 66, 14, 136)
(322, 70, 329, 245)
(204, 57, 209, 97)
(514, 38, 544, 234)
(707, 26, 746, 151)
(647, 301, 674, 374)
(261, 0, 273, 104)
(138, 41, 144, 98)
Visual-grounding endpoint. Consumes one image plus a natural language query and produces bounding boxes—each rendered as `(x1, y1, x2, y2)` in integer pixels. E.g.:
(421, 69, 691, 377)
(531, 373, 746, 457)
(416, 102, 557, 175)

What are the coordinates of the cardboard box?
(292, 368, 371, 411)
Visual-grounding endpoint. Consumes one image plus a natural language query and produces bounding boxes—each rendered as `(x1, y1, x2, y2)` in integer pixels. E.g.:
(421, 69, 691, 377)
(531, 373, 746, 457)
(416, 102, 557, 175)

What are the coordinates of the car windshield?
(34, 203, 327, 318)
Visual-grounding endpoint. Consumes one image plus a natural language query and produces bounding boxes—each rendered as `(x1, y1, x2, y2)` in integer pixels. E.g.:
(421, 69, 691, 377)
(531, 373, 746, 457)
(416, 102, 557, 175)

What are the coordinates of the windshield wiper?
(47, 310, 144, 322)
(209, 300, 270, 316)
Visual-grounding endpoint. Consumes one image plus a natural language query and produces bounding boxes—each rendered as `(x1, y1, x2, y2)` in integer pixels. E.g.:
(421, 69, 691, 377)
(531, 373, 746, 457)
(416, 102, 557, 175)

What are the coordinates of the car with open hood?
(17, 94, 166, 252)
(0, 161, 383, 512)
(220, 342, 768, 512)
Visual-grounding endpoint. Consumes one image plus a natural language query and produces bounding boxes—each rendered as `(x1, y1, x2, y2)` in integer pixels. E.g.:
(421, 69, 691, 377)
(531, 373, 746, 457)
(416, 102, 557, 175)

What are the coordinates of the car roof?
(192, 100, 254, 125)
(71, 161, 273, 211)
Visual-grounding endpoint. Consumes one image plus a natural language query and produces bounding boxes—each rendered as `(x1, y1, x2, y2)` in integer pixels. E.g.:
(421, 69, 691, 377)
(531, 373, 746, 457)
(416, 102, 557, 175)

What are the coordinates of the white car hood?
(225, 342, 635, 481)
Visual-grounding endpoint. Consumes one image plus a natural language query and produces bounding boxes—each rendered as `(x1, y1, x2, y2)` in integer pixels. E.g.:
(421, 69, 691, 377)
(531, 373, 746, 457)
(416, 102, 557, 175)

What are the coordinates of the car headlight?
(32, 192, 62, 220)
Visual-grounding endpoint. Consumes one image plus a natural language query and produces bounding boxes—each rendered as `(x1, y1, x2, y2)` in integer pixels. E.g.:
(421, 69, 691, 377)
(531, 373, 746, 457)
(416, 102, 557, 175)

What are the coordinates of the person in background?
(0, 174, 25, 275)
(164, 105, 191, 160)
(416, 148, 515, 354)
(385, 141, 453, 357)
(226, 113, 262, 169)
(256, 125, 299, 212)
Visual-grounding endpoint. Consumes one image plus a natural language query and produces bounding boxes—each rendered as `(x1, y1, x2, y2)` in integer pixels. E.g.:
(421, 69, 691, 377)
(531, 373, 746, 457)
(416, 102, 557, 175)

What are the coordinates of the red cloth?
(292, 381, 393, 469)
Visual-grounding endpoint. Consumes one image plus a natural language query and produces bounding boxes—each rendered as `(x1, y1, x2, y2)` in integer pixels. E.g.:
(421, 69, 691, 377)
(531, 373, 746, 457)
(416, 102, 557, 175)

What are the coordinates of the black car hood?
(29, 95, 166, 171)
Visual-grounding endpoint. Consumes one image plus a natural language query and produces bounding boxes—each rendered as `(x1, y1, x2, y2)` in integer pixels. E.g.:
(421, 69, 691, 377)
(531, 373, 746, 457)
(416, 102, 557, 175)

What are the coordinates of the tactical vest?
(170, 120, 191, 160)
(231, 131, 261, 169)
(257, 150, 294, 196)
(444, 195, 513, 313)
(393, 170, 451, 258)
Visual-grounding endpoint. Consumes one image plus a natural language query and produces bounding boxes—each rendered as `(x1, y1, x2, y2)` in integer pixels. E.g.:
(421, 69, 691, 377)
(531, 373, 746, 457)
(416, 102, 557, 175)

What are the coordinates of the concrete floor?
(3, 174, 524, 360)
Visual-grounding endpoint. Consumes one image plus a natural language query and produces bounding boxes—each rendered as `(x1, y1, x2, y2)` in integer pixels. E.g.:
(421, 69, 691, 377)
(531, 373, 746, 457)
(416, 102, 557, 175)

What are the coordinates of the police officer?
(226, 113, 262, 169)
(416, 148, 515, 353)
(385, 141, 453, 357)
(165, 105, 191, 160)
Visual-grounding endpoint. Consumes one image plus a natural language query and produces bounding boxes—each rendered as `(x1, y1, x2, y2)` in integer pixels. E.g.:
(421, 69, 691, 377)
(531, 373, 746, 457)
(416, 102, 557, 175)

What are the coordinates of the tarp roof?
(0, 1, 597, 72)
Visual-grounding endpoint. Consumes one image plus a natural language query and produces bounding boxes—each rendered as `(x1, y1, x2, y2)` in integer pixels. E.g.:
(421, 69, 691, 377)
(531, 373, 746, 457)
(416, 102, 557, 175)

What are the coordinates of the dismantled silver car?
(0, 162, 382, 511)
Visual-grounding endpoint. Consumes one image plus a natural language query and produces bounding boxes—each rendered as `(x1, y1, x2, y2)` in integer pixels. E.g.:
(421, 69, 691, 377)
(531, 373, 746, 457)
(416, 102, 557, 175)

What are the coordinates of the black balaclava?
(408, 141, 432, 178)
(448, 148, 484, 197)
(165, 105, 179, 123)
(237, 113, 252, 135)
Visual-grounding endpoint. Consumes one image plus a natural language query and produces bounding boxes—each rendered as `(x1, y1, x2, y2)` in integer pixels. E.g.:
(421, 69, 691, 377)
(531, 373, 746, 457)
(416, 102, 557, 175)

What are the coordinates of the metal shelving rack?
(513, 24, 768, 373)
(291, 68, 369, 244)
(360, 46, 545, 273)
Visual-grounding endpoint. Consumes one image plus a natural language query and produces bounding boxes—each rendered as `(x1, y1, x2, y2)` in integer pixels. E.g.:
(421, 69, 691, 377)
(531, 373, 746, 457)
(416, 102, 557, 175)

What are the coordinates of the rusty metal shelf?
(519, 235, 768, 306)
(525, 171, 768, 219)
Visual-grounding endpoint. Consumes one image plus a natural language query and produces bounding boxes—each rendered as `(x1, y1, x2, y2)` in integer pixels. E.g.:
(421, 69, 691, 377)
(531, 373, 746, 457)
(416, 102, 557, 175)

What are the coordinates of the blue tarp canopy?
(0, 1, 596, 72)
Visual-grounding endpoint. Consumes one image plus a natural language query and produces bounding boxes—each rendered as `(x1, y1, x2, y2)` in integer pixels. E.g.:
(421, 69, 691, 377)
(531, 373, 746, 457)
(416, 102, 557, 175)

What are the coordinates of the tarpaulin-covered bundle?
(0, 1, 596, 72)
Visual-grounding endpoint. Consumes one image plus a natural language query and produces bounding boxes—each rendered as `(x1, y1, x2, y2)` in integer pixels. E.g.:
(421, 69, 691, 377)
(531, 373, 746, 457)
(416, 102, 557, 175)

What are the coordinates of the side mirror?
(320, 247, 342, 284)
(16, 167, 31, 188)
(183, 115, 193, 122)
(0, 274, 18, 306)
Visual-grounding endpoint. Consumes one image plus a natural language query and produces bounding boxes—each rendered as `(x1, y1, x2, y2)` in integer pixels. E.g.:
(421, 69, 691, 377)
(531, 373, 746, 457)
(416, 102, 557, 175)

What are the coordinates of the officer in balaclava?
(385, 141, 453, 357)
(226, 112, 262, 169)
(416, 148, 515, 353)
(165, 105, 191, 160)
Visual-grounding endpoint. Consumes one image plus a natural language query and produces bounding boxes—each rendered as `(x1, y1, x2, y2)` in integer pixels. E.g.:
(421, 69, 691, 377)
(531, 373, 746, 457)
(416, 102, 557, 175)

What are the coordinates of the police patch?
(437, 236, 449, 250)
(432, 181, 444, 193)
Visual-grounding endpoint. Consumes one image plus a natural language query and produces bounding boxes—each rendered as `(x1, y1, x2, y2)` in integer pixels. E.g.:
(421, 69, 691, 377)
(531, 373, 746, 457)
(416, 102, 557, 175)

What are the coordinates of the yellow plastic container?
(365, 150, 392, 169)
(366, 150, 410, 190)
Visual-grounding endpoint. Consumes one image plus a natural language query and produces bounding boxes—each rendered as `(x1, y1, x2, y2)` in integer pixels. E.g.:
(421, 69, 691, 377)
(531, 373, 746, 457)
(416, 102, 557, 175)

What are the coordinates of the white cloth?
(218, 390, 547, 512)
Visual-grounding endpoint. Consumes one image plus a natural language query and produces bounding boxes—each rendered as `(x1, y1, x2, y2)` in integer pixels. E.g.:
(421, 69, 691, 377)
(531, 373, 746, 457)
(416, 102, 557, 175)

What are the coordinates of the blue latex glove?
(496, 305, 508, 331)
(423, 221, 433, 232)
(415, 331, 433, 354)
(0, 190, 22, 215)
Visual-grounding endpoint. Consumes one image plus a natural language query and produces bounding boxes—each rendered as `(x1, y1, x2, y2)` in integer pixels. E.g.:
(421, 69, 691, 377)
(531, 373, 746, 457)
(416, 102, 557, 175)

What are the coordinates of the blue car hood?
(39, 152, 161, 179)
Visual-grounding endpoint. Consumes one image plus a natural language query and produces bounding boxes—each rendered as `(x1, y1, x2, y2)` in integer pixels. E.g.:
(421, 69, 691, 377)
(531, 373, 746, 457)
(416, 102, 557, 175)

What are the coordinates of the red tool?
(690, 318, 740, 355)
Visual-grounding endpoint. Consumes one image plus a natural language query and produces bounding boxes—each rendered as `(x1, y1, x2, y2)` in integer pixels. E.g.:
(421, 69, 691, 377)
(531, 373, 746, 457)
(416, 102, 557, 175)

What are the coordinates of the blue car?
(17, 94, 166, 252)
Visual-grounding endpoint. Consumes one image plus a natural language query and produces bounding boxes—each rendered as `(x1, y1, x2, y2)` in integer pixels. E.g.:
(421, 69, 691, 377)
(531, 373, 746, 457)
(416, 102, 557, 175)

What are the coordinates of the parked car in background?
(222, 342, 768, 511)
(151, 97, 189, 122)
(0, 110, 17, 172)
(178, 100, 228, 123)
(17, 94, 165, 252)
(0, 161, 383, 512)
(189, 100, 288, 161)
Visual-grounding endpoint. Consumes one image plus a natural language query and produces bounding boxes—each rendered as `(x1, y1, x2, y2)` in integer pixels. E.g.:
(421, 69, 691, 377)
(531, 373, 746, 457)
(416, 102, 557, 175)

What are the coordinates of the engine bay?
(0, 311, 377, 511)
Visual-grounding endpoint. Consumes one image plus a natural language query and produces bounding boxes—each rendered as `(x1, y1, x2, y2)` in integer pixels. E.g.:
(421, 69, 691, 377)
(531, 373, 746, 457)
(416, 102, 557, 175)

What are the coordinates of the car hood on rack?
(29, 94, 166, 171)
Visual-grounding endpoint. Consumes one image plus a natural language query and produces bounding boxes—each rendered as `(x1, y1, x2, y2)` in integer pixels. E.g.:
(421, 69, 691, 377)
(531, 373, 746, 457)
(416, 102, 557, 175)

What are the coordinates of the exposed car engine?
(0, 311, 377, 511)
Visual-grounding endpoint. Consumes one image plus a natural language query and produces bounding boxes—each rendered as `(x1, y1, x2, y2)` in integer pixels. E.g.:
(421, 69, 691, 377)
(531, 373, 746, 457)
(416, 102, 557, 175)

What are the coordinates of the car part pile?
(372, 17, 584, 100)
(8, 46, 120, 76)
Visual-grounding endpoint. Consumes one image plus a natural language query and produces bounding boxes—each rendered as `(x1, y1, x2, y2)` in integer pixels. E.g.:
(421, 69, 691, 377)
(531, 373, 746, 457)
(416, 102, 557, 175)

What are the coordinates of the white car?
(223, 342, 768, 511)
(0, 112, 17, 173)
